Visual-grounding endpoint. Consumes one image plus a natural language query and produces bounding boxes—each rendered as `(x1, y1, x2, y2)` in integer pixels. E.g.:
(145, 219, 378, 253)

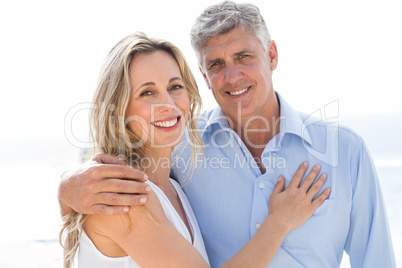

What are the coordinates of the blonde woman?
(60, 32, 330, 267)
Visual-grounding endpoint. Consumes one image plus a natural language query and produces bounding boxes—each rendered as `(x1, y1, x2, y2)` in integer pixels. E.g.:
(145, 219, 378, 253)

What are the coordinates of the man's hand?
(58, 153, 151, 216)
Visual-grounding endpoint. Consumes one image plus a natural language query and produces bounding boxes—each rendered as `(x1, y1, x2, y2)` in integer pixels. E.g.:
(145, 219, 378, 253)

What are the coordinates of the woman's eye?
(140, 90, 152, 96)
(170, 85, 183, 91)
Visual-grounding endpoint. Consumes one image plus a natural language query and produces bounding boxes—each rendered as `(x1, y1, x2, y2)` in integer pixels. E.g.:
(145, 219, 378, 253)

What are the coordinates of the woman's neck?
(142, 147, 173, 192)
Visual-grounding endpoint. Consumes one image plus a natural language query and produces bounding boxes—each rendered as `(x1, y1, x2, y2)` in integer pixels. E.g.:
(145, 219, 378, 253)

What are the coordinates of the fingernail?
(145, 186, 151, 192)
(278, 176, 283, 182)
(143, 174, 148, 181)
(140, 196, 147, 203)
(123, 207, 129, 213)
(322, 173, 327, 179)
(303, 161, 308, 166)
(314, 164, 321, 170)
(325, 188, 331, 194)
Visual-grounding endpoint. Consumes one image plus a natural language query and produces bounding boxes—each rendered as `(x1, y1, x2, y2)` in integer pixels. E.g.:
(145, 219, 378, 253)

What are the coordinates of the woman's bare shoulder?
(85, 190, 167, 237)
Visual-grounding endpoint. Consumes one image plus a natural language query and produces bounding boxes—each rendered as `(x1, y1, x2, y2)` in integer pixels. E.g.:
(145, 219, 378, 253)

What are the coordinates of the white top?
(78, 179, 210, 267)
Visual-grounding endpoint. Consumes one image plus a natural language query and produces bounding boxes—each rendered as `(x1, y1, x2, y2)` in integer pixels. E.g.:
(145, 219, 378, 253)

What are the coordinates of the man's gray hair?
(190, 1, 271, 64)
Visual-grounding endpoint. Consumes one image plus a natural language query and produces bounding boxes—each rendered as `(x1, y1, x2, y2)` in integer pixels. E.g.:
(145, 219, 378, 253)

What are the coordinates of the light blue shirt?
(171, 93, 396, 268)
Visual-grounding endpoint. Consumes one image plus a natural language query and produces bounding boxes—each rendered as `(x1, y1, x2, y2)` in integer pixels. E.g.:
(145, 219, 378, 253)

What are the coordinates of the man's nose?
(224, 63, 243, 84)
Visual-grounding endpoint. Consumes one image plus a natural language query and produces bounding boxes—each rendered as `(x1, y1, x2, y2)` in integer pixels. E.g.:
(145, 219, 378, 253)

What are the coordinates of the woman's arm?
(86, 162, 329, 268)
(85, 188, 210, 268)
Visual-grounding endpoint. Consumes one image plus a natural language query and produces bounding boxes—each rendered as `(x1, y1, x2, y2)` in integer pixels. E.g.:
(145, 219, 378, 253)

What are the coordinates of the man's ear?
(199, 66, 211, 89)
(268, 40, 278, 71)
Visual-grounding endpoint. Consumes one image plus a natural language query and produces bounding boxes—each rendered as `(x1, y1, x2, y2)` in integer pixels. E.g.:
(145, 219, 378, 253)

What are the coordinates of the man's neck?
(226, 94, 281, 173)
(232, 100, 279, 145)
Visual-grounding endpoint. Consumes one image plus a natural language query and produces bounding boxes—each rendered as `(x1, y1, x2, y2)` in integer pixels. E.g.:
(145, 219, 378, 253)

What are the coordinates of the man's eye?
(239, 54, 249, 59)
(210, 61, 221, 69)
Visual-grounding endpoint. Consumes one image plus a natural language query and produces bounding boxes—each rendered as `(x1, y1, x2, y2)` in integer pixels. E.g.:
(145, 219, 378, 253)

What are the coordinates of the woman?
(60, 32, 330, 268)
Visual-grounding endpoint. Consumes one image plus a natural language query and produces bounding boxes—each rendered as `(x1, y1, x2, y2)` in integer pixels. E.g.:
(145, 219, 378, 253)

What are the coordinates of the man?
(59, 1, 396, 267)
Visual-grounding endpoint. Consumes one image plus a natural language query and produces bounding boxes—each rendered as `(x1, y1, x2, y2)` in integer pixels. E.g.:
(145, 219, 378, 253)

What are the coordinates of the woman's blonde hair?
(59, 32, 203, 268)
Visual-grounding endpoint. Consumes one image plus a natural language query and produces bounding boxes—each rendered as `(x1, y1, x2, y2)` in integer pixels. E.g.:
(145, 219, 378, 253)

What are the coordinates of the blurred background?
(0, 0, 401, 267)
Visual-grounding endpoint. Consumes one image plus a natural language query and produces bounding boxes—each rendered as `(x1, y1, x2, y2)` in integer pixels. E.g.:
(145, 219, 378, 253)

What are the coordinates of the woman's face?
(126, 50, 190, 150)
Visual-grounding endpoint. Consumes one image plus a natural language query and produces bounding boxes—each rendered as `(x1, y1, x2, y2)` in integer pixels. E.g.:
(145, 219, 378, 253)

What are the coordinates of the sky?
(1, 0, 401, 144)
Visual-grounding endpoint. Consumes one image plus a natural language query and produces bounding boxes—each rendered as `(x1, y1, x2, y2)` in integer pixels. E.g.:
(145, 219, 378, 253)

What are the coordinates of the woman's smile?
(151, 115, 181, 128)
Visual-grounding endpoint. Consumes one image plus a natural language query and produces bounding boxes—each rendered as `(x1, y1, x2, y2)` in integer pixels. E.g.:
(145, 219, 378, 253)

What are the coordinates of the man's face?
(199, 27, 278, 122)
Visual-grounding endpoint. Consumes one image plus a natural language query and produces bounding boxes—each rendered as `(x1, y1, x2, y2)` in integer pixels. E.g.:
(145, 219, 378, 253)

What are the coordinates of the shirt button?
(256, 223, 261, 229)
(259, 183, 265, 189)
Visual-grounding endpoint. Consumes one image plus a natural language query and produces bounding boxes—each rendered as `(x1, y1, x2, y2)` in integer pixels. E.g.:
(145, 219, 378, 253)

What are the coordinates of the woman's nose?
(154, 92, 175, 113)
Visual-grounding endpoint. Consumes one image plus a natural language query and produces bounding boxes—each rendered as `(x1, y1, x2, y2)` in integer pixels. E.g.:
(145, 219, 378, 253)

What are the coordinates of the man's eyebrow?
(234, 50, 253, 57)
(206, 58, 221, 67)
(206, 50, 254, 67)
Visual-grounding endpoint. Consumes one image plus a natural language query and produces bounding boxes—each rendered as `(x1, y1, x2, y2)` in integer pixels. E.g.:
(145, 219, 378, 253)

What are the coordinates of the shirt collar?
(206, 106, 229, 129)
(276, 92, 313, 146)
(202, 92, 313, 146)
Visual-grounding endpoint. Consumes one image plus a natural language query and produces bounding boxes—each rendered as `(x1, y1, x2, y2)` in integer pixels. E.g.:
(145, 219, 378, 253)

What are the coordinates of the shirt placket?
(243, 136, 283, 238)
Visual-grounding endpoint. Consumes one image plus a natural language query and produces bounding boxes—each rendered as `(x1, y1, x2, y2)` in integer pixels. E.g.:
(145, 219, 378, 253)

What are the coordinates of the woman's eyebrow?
(135, 77, 183, 91)
(136, 81, 155, 91)
(169, 77, 183, 83)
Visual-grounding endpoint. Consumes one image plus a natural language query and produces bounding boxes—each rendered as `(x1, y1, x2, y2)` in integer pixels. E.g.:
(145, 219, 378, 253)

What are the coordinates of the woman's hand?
(268, 162, 331, 232)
